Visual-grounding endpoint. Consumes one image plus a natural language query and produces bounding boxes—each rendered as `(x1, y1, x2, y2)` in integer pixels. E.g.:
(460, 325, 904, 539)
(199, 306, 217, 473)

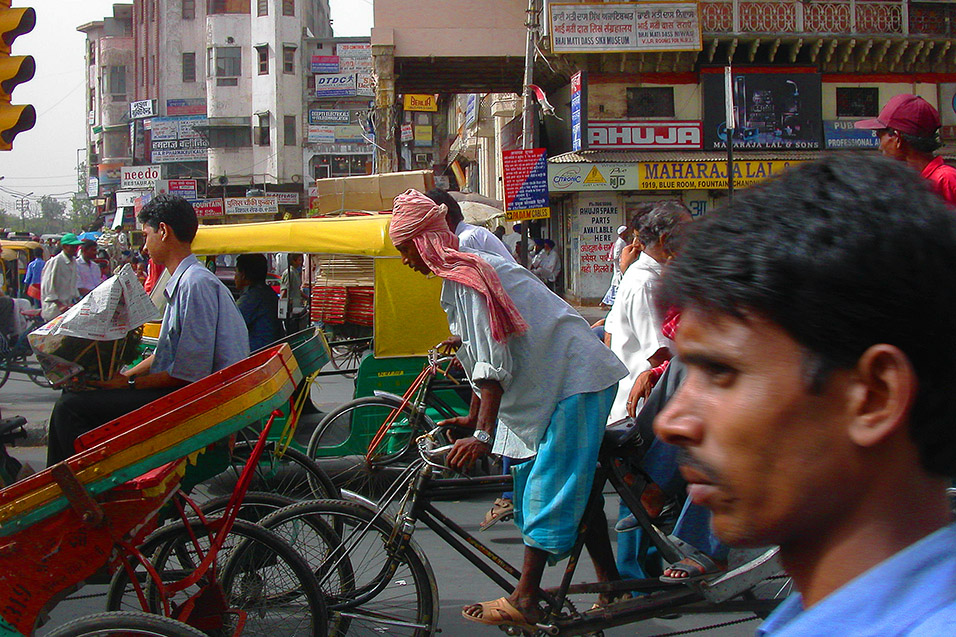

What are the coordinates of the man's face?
(653, 310, 859, 548)
(143, 223, 167, 267)
(81, 245, 97, 261)
(61, 244, 79, 258)
(396, 241, 431, 275)
(877, 128, 904, 160)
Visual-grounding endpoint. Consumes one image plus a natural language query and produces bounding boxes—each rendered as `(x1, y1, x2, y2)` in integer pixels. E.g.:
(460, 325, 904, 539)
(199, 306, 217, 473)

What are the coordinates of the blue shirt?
(153, 254, 250, 382)
(236, 282, 282, 352)
(758, 523, 956, 636)
(23, 257, 44, 286)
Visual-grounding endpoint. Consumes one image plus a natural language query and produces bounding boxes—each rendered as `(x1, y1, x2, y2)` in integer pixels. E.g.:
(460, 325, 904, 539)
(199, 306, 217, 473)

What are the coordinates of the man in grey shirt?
(47, 196, 249, 465)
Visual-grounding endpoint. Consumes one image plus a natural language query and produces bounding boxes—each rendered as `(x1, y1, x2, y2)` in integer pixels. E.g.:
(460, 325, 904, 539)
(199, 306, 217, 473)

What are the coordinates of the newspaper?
(28, 265, 160, 386)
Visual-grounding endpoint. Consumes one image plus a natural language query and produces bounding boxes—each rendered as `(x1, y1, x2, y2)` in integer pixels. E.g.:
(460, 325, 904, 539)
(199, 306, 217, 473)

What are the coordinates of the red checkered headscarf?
(389, 189, 528, 343)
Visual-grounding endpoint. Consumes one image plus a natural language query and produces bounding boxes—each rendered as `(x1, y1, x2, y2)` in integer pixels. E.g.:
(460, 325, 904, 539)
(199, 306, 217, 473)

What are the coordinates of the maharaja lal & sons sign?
(639, 160, 800, 190)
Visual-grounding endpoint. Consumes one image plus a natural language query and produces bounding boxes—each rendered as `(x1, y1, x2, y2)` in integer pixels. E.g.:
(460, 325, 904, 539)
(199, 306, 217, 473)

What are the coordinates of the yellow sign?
(639, 160, 800, 190)
(403, 94, 438, 112)
(414, 124, 433, 144)
(505, 207, 552, 222)
(583, 166, 606, 184)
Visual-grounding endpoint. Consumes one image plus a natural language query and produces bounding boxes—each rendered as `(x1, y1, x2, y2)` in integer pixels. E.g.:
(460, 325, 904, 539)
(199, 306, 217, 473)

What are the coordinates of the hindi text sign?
(503, 148, 551, 221)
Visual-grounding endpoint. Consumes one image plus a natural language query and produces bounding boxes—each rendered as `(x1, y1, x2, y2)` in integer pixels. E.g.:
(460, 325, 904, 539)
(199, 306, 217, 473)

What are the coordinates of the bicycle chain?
(641, 614, 758, 637)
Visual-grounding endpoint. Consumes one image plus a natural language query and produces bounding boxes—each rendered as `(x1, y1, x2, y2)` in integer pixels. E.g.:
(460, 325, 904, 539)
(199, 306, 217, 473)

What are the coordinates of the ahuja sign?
(502, 148, 551, 221)
(120, 165, 160, 190)
(588, 120, 703, 149)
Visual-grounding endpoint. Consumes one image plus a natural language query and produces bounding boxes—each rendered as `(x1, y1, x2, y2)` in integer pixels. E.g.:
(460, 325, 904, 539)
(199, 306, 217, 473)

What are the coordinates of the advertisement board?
(588, 120, 702, 149)
(823, 120, 879, 149)
(337, 43, 371, 58)
(638, 159, 800, 190)
(120, 165, 161, 190)
(156, 179, 198, 199)
(315, 73, 357, 98)
(401, 124, 414, 142)
(166, 98, 206, 116)
(150, 115, 209, 163)
(571, 70, 587, 151)
(224, 196, 280, 216)
(333, 125, 367, 143)
(191, 199, 224, 218)
(549, 2, 702, 53)
(403, 94, 438, 112)
(129, 99, 156, 119)
(548, 163, 640, 192)
(311, 55, 340, 74)
(356, 72, 376, 97)
(274, 192, 300, 205)
(413, 125, 433, 147)
(87, 177, 99, 198)
(703, 71, 822, 150)
(503, 148, 551, 221)
(307, 125, 336, 144)
(309, 109, 351, 124)
(339, 57, 372, 72)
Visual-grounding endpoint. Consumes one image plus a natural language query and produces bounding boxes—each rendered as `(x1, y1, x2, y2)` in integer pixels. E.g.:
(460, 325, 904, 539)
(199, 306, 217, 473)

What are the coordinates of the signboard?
(548, 163, 640, 192)
(571, 70, 587, 151)
(224, 196, 280, 216)
(703, 72, 822, 149)
(823, 120, 879, 149)
(309, 109, 351, 124)
(638, 160, 799, 190)
(333, 125, 366, 143)
(156, 178, 198, 199)
(465, 94, 479, 128)
(588, 120, 703, 149)
(150, 115, 209, 163)
(116, 190, 148, 208)
(403, 94, 438, 112)
(401, 124, 414, 142)
(339, 56, 372, 72)
(337, 43, 371, 58)
(121, 165, 161, 190)
(87, 177, 99, 198)
(549, 2, 702, 53)
(274, 192, 300, 205)
(356, 72, 376, 97)
(413, 125, 433, 147)
(503, 148, 551, 221)
(166, 98, 206, 116)
(307, 125, 335, 144)
(311, 55, 340, 74)
(190, 199, 224, 218)
(129, 99, 156, 119)
(315, 73, 357, 98)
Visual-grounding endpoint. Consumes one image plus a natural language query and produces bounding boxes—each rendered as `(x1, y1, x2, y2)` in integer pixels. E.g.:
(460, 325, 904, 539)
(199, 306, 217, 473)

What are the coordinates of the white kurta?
(532, 250, 561, 283)
(455, 221, 516, 263)
(40, 251, 78, 321)
(603, 252, 670, 423)
(441, 249, 627, 459)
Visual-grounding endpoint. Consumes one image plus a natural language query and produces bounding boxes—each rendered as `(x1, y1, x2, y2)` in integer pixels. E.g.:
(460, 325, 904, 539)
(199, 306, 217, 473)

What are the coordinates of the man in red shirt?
(855, 93, 956, 207)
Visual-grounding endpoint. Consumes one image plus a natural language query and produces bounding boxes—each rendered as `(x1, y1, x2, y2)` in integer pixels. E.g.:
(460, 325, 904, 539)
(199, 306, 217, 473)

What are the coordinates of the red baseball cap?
(854, 94, 941, 137)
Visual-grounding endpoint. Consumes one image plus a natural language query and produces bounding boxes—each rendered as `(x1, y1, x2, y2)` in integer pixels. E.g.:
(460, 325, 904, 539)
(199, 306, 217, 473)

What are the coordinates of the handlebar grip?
(0, 416, 27, 428)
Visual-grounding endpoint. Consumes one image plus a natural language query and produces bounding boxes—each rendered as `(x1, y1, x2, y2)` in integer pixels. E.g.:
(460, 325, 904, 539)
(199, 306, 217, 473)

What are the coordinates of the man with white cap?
(602, 224, 630, 307)
(855, 93, 956, 207)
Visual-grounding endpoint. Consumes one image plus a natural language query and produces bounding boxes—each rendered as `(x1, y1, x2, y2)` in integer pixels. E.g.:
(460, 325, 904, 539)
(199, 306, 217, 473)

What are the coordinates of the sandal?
(479, 497, 514, 531)
(462, 597, 535, 633)
(659, 553, 725, 583)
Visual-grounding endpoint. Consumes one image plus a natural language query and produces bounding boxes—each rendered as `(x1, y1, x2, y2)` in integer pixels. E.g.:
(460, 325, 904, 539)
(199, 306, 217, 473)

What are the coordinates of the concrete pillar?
(372, 43, 398, 174)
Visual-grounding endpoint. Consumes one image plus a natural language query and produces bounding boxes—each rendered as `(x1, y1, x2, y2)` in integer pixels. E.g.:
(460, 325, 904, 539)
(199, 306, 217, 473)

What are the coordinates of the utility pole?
(518, 0, 538, 266)
(15, 197, 29, 231)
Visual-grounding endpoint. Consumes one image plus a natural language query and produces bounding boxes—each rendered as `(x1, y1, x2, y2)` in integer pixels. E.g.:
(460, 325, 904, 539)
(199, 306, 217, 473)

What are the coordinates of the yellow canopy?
(0, 240, 41, 251)
(193, 217, 450, 358)
(192, 216, 399, 257)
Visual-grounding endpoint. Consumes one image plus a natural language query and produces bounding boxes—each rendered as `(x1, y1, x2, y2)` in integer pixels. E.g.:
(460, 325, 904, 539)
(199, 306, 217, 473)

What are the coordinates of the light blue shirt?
(441, 249, 627, 458)
(758, 523, 956, 636)
(153, 254, 250, 382)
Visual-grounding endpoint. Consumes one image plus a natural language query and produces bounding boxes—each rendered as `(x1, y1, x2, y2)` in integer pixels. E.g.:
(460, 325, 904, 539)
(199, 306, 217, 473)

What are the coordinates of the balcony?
(701, 0, 955, 37)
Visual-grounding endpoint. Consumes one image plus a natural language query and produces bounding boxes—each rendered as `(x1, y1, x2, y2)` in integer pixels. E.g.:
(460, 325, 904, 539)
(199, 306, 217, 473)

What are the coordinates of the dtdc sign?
(588, 120, 702, 150)
(315, 73, 357, 98)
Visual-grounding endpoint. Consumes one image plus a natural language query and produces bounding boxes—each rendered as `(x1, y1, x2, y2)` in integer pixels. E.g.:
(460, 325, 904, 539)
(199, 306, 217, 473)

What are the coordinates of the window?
(107, 65, 126, 95)
(207, 126, 252, 148)
(836, 87, 879, 118)
(282, 0, 294, 16)
(182, 52, 196, 82)
(257, 0, 268, 16)
(208, 0, 251, 15)
(256, 45, 269, 74)
(257, 113, 271, 145)
(183, 0, 196, 19)
(626, 87, 675, 118)
(282, 46, 295, 74)
(283, 115, 296, 146)
(215, 46, 242, 77)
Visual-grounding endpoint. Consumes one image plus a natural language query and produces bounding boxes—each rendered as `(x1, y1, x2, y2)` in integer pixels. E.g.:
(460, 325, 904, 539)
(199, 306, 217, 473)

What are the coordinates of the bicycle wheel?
(46, 611, 209, 637)
(259, 499, 438, 637)
(0, 357, 10, 388)
(106, 518, 328, 637)
(305, 397, 436, 497)
(204, 439, 339, 501)
(197, 491, 297, 523)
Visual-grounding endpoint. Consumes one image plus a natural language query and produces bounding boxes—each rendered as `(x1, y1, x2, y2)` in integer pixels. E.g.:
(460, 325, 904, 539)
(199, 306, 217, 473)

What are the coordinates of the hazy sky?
(0, 0, 373, 209)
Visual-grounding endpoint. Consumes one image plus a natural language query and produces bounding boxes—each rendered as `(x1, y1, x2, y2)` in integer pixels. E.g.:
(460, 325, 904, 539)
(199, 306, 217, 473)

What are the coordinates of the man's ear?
(846, 344, 916, 448)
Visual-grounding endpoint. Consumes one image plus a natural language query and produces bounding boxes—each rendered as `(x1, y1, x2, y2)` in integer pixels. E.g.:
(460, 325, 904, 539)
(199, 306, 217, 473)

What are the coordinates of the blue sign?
(502, 148, 550, 219)
(465, 94, 478, 128)
(823, 120, 879, 149)
(570, 71, 587, 152)
(309, 109, 351, 124)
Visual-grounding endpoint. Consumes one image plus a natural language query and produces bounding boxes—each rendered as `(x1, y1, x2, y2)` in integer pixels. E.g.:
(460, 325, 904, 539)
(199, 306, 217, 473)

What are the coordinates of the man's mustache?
(675, 448, 721, 484)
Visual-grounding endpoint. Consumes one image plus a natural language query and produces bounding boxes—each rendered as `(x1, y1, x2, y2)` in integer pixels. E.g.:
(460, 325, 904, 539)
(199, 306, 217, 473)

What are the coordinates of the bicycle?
(257, 425, 788, 636)
(0, 308, 52, 389)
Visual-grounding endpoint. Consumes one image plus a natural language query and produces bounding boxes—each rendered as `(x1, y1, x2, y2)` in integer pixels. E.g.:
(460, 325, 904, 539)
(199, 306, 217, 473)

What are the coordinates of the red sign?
(191, 199, 224, 218)
(587, 120, 703, 150)
(502, 148, 550, 220)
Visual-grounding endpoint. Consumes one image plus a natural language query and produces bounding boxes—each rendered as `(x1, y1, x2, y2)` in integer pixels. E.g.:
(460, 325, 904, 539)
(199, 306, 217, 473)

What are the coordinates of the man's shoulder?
(908, 600, 956, 635)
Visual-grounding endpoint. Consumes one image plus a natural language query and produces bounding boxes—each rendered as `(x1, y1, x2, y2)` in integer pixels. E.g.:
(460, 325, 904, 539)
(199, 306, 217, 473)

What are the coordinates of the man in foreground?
(653, 154, 956, 634)
(47, 196, 249, 465)
(390, 189, 628, 632)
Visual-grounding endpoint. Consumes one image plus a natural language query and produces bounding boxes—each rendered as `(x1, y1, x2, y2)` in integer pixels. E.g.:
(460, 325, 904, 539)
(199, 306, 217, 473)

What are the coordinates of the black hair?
(637, 200, 689, 249)
(236, 253, 268, 284)
(288, 253, 303, 265)
(81, 240, 97, 250)
(137, 195, 198, 243)
(32, 247, 43, 259)
(900, 130, 942, 154)
(657, 153, 956, 476)
(627, 203, 655, 235)
(426, 188, 463, 225)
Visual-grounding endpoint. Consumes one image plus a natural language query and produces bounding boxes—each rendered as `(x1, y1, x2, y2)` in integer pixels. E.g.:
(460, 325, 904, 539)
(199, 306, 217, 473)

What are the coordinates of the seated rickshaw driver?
(389, 189, 629, 632)
(47, 196, 250, 466)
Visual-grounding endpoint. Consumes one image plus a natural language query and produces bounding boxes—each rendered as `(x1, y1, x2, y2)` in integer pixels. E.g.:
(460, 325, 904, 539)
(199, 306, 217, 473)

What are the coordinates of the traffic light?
(0, 1, 35, 151)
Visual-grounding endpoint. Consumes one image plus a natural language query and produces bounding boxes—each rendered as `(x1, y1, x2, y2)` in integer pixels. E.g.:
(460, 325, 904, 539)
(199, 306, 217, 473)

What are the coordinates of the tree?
(69, 193, 96, 230)
(36, 195, 67, 234)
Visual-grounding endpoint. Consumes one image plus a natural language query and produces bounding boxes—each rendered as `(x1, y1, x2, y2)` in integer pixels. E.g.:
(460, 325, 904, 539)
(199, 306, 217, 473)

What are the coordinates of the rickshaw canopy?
(1, 240, 41, 251)
(193, 217, 450, 358)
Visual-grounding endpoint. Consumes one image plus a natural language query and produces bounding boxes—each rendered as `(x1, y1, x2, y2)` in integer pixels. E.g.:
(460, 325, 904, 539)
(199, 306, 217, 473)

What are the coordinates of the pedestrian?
(76, 240, 104, 296)
(654, 154, 956, 634)
(601, 225, 630, 308)
(235, 253, 282, 351)
(503, 222, 522, 258)
(390, 189, 628, 632)
(22, 247, 44, 308)
(280, 253, 307, 333)
(40, 233, 82, 321)
(530, 239, 561, 291)
(47, 195, 249, 465)
(854, 93, 956, 207)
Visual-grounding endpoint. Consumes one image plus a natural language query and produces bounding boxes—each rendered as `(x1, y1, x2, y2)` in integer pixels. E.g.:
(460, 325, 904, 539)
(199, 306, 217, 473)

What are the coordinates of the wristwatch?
(472, 430, 492, 445)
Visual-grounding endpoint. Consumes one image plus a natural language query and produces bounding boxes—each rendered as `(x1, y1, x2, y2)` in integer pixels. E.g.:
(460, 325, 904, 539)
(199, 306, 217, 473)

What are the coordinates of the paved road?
(4, 360, 762, 637)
